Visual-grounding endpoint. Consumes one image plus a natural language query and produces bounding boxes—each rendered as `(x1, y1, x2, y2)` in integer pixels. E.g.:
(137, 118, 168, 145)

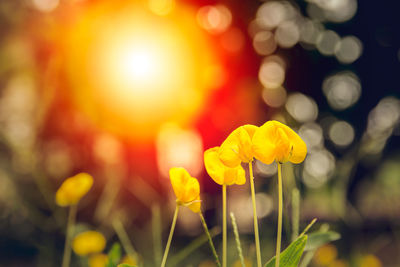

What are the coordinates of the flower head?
(218, 124, 258, 167)
(252, 120, 307, 164)
(88, 253, 108, 267)
(169, 167, 201, 213)
(204, 147, 246, 186)
(55, 173, 93, 207)
(72, 231, 106, 256)
(121, 255, 138, 265)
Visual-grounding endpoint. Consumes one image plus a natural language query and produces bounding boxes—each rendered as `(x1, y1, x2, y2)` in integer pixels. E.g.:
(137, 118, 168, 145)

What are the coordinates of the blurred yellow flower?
(233, 258, 252, 267)
(55, 173, 93, 207)
(360, 254, 382, 267)
(198, 259, 217, 267)
(88, 253, 108, 267)
(313, 244, 338, 266)
(218, 124, 258, 167)
(252, 120, 307, 164)
(328, 259, 348, 267)
(72, 231, 106, 256)
(121, 255, 137, 265)
(169, 167, 201, 213)
(204, 147, 246, 186)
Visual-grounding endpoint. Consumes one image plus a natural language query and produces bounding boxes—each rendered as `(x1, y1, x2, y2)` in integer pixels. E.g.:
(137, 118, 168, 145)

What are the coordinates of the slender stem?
(168, 227, 221, 266)
(222, 184, 227, 267)
(112, 218, 138, 262)
(161, 205, 179, 267)
(61, 205, 77, 267)
(249, 160, 262, 267)
(152, 204, 162, 266)
(276, 163, 283, 267)
(230, 212, 245, 267)
(291, 188, 300, 242)
(199, 213, 221, 267)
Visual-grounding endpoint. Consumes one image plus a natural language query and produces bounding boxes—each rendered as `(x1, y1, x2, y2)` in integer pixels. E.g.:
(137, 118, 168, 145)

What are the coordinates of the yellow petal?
(204, 147, 226, 185)
(225, 166, 246, 185)
(88, 254, 108, 267)
(280, 123, 307, 164)
(72, 231, 106, 256)
(55, 173, 93, 207)
(121, 255, 138, 265)
(187, 195, 201, 213)
(218, 125, 258, 167)
(274, 127, 292, 162)
(252, 120, 307, 164)
(204, 147, 246, 186)
(169, 167, 200, 204)
(252, 122, 277, 164)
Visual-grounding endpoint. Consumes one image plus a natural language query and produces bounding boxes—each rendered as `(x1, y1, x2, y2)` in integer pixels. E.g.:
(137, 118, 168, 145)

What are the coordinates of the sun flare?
(64, 2, 220, 140)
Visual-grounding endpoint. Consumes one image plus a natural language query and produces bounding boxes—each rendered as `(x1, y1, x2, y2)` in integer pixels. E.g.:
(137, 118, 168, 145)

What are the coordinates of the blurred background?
(0, 0, 399, 266)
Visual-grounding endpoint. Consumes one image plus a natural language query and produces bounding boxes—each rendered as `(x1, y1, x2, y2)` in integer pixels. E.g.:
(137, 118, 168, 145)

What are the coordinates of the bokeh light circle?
(329, 120, 355, 147)
(322, 71, 361, 110)
(285, 93, 318, 122)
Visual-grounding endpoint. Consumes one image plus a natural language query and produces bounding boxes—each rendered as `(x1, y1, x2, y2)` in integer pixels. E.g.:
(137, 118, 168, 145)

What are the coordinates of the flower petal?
(277, 122, 307, 164)
(219, 124, 258, 167)
(252, 122, 277, 165)
(169, 167, 200, 203)
(252, 120, 307, 164)
(226, 165, 246, 185)
(204, 147, 246, 185)
(187, 196, 201, 213)
(204, 147, 226, 185)
(72, 231, 106, 256)
(56, 173, 93, 207)
(181, 176, 200, 203)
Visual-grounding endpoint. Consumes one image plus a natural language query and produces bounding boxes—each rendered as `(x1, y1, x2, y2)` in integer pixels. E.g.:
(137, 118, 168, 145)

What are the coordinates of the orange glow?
(63, 2, 220, 140)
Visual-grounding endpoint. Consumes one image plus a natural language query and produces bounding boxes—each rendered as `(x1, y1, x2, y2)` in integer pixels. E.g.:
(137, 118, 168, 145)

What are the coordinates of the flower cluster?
(165, 120, 307, 267)
(205, 120, 307, 179)
(54, 120, 307, 267)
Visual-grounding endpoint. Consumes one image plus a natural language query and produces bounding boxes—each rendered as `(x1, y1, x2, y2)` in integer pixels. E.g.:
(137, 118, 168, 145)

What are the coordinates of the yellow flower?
(233, 258, 253, 267)
(313, 244, 337, 266)
(55, 173, 93, 207)
(72, 231, 106, 256)
(169, 167, 201, 213)
(252, 120, 307, 164)
(198, 260, 217, 267)
(204, 147, 246, 186)
(328, 259, 348, 267)
(218, 124, 258, 167)
(88, 253, 108, 267)
(360, 255, 382, 267)
(121, 255, 137, 265)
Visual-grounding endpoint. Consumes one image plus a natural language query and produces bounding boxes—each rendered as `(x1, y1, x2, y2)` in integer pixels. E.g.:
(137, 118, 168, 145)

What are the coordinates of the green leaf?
(264, 235, 308, 267)
(106, 243, 122, 267)
(117, 264, 137, 267)
(304, 231, 341, 251)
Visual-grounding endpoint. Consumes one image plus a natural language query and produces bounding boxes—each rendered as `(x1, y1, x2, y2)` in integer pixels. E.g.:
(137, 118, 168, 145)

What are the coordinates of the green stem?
(112, 218, 138, 262)
(61, 204, 77, 267)
(222, 184, 227, 267)
(199, 213, 221, 267)
(249, 160, 262, 267)
(161, 205, 179, 267)
(230, 212, 245, 267)
(152, 204, 162, 266)
(276, 163, 283, 267)
(168, 227, 220, 266)
(291, 188, 300, 242)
